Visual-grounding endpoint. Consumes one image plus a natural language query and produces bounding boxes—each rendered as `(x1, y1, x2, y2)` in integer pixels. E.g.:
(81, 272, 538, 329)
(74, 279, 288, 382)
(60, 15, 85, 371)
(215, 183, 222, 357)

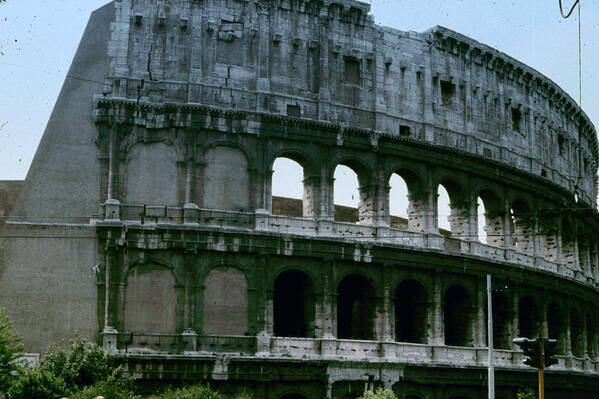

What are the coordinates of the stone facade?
(1, 0, 599, 398)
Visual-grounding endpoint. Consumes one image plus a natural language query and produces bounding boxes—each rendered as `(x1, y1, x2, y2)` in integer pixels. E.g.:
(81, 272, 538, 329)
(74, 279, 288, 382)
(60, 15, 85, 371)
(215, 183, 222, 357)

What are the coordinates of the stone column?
(510, 291, 519, 349)
(317, 10, 331, 118)
(407, 190, 431, 233)
(582, 310, 589, 358)
(565, 306, 573, 357)
(485, 209, 505, 248)
(476, 280, 487, 347)
(591, 240, 599, 282)
(430, 274, 444, 345)
(538, 215, 559, 262)
(372, 171, 390, 228)
(382, 265, 394, 342)
(513, 212, 534, 256)
(503, 200, 514, 250)
(319, 259, 337, 358)
(358, 183, 376, 225)
(531, 211, 540, 259)
(561, 219, 579, 270)
(448, 197, 476, 240)
(422, 60, 435, 141)
(541, 297, 549, 339)
(255, 254, 271, 354)
(578, 233, 592, 277)
(102, 247, 119, 351)
(303, 175, 321, 218)
(320, 259, 335, 338)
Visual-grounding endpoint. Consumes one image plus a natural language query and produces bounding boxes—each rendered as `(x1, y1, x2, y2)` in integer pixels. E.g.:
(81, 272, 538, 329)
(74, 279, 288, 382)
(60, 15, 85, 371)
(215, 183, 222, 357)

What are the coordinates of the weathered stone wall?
(98, 0, 598, 207)
(2, 0, 599, 397)
(0, 181, 22, 228)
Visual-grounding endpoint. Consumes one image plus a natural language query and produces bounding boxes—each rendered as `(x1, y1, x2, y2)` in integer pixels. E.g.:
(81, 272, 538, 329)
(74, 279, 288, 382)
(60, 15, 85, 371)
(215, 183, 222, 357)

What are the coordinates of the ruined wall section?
(102, 0, 598, 207)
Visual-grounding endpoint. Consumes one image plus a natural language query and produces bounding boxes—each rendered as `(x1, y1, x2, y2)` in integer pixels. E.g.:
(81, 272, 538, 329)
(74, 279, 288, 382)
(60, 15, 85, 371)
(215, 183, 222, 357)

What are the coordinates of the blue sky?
(1, 0, 597, 223)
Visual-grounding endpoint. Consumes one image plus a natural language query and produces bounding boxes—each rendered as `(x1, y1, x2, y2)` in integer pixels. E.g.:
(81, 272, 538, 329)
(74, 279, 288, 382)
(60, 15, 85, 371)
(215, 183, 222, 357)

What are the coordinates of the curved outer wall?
(1, 1, 599, 399)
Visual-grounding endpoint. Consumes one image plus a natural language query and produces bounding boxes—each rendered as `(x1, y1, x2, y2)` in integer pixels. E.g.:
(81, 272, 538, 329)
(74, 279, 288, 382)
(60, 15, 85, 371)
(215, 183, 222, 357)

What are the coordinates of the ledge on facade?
(93, 206, 599, 290)
(101, 331, 599, 376)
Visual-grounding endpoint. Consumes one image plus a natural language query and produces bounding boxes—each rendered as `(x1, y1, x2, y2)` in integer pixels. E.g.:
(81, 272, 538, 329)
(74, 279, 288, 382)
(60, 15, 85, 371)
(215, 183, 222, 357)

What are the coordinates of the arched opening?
(271, 157, 305, 217)
(570, 307, 584, 358)
(388, 173, 409, 229)
(337, 274, 376, 340)
(437, 179, 466, 238)
(437, 184, 452, 235)
(334, 165, 362, 224)
(478, 189, 503, 247)
(477, 197, 487, 243)
(444, 285, 473, 347)
(492, 291, 510, 349)
(511, 199, 533, 255)
(547, 302, 566, 354)
(124, 265, 177, 333)
(561, 218, 577, 269)
(518, 296, 539, 338)
(273, 270, 315, 338)
(204, 146, 250, 211)
(395, 279, 427, 344)
(126, 142, 179, 206)
(203, 267, 248, 335)
(389, 169, 423, 231)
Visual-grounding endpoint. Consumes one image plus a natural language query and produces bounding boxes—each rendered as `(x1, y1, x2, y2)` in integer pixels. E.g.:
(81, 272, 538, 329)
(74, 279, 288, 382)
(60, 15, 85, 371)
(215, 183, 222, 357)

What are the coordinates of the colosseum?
(1, 0, 598, 398)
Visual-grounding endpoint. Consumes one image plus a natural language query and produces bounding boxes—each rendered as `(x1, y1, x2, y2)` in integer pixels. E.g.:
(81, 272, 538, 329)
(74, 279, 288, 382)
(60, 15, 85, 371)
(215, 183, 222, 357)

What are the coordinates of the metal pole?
(487, 274, 494, 399)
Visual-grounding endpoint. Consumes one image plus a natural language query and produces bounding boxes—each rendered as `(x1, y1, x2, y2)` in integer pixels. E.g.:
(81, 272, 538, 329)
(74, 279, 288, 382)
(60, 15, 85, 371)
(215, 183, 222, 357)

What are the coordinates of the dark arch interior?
(444, 285, 472, 347)
(518, 296, 539, 338)
(274, 270, 314, 338)
(570, 308, 584, 358)
(547, 302, 565, 354)
(337, 274, 376, 340)
(395, 279, 427, 344)
(492, 291, 510, 349)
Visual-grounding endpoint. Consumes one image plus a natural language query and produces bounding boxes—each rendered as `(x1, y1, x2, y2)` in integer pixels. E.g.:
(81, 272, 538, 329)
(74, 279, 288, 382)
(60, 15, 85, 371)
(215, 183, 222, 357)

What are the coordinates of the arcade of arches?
(268, 156, 599, 278)
(117, 262, 599, 360)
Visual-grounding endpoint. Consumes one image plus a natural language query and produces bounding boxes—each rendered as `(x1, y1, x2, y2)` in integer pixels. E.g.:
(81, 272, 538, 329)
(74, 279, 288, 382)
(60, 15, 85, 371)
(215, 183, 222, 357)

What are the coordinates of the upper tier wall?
(103, 0, 598, 206)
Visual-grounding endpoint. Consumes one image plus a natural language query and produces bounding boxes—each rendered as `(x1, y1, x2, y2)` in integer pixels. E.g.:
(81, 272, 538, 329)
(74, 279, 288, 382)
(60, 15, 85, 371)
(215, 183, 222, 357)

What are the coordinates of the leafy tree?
(517, 388, 536, 399)
(0, 306, 24, 393)
(8, 335, 133, 399)
(6, 368, 67, 399)
(40, 335, 121, 390)
(359, 388, 397, 399)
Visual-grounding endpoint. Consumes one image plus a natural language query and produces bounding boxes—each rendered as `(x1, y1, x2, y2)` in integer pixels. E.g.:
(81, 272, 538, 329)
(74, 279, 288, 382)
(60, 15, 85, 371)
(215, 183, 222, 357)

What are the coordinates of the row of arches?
(113, 141, 598, 279)
(119, 263, 599, 358)
(271, 156, 598, 274)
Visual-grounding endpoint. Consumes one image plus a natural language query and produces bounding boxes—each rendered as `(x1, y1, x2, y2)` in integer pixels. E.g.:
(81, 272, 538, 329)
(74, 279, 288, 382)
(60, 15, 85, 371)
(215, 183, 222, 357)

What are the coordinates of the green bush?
(40, 335, 120, 390)
(68, 374, 141, 399)
(7, 335, 135, 399)
(359, 388, 397, 399)
(147, 384, 222, 399)
(6, 368, 68, 399)
(517, 388, 536, 399)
